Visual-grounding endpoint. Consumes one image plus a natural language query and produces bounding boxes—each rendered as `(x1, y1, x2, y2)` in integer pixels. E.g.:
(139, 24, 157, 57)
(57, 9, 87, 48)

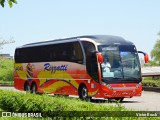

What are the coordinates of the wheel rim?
(26, 85, 30, 91)
(25, 84, 30, 91)
(82, 87, 87, 98)
(79, 85, 88, 100)
(31, 84, 36, 94)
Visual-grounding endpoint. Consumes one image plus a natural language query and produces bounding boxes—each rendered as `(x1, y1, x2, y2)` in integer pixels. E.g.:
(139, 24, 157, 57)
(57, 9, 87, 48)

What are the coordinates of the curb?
(0, 84, 13, 87)
(143, 86, 160, 93)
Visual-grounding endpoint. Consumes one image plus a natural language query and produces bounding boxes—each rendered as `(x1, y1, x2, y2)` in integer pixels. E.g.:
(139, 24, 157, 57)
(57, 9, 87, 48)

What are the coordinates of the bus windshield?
(98, 45, 141, 82)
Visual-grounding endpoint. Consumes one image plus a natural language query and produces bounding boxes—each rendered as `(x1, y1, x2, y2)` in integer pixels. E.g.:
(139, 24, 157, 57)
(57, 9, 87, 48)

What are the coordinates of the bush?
(3, 69, 14, 81)
(0, 57, 14, 82)
(143, 80, 160, 87)
(0, 90, 126, 118)
(0, 90, 158, 119)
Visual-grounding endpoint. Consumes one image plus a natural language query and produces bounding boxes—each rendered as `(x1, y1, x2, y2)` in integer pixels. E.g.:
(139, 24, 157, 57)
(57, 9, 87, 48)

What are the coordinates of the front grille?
(112, 87, 136, 90)
(112, 92, 136, 96)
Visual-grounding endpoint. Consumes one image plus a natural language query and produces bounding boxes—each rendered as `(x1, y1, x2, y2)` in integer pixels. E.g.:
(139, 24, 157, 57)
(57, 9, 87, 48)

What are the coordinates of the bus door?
(82, 41, 100, 97)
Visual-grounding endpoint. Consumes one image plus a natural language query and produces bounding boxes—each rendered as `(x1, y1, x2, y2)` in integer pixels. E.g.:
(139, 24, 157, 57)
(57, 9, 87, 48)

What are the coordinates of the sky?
(0, 0, 160, 58)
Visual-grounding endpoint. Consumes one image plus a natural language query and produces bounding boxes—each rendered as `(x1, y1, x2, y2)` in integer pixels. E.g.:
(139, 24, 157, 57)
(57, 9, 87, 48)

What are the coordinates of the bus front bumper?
(94, 83, 142, 99)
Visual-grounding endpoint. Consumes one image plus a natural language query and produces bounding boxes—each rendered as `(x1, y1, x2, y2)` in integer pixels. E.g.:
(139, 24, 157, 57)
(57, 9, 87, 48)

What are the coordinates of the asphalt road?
(0, 87, 160, 111)
(107, 90, 160, 111)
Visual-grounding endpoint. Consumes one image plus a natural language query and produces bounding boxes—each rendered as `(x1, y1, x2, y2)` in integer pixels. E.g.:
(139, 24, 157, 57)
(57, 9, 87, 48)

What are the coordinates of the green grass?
(0, 57, 14, 85)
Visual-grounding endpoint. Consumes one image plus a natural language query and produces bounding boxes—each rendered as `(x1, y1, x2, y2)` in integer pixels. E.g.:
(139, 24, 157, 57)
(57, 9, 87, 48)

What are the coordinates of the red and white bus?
(14, 35, 148, 101)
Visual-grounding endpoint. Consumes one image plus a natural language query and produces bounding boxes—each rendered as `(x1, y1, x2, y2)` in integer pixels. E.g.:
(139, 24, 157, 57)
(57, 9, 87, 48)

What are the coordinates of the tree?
(150, 32, 160, 65)
(0, 0, 17, 8)
(0, 37, 15, 49)
(0, 37, 15, 63)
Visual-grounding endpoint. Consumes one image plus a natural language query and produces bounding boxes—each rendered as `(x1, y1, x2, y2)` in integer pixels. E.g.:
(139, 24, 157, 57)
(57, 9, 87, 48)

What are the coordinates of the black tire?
(31, 83, 37, 94)
(78, 85, 89, 101)
(90, 99, 106, 103)
(24, 83, 30, 91)
(115, 98, 124, 102)
(108, 98, 114, 103)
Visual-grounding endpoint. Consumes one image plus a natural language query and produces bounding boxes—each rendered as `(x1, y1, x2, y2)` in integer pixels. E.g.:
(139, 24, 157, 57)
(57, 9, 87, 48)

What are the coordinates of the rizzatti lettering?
(44, 63, 68, 73)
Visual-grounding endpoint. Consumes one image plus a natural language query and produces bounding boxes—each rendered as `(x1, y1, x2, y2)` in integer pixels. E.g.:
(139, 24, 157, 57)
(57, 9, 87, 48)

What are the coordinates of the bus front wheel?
(78, 85, 89, 101)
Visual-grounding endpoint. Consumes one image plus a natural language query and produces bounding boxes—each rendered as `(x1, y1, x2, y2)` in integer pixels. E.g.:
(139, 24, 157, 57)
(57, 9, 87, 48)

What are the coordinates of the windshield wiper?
(111, 77, 123, 80)
(124, 77, 139, 80)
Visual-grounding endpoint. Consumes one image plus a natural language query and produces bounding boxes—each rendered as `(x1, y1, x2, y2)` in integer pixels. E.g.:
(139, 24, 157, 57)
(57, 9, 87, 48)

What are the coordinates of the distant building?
(0, 54, 13, 59)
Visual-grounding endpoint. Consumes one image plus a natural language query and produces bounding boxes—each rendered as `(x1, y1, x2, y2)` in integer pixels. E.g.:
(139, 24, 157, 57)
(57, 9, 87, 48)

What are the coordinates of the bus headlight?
(136, 82, 142, 88)
(106, 84, 113, 90)
(101, 82, 113, 90)
(101, 82, 106, 86)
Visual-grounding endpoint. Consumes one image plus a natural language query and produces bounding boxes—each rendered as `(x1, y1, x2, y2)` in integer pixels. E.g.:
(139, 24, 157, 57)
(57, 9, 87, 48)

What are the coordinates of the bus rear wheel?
(24, 83, 30, 91)
(31, 83, 37, 94)
(78, 85, 89, 101)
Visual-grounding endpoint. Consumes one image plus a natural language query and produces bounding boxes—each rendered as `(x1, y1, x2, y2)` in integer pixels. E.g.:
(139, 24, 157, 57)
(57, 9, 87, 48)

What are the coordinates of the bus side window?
(55, 42, 84, 63)
(73, 42, 83, 64)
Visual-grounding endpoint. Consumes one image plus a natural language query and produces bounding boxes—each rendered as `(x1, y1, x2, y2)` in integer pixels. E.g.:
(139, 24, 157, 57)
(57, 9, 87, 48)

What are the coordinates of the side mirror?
(96, 52, 103, 64)
(138, 51, 149, 63)
(144, 54, 149, 63)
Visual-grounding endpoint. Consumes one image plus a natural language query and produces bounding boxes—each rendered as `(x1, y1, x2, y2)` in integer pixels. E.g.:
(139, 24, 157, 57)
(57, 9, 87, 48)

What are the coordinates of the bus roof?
(78, 35, 133, 45)
(18, 35, 134, 48)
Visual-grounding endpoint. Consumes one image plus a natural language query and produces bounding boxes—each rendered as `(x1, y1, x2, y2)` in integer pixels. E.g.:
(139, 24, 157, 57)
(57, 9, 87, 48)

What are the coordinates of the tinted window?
(15, 41, 84, 63)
